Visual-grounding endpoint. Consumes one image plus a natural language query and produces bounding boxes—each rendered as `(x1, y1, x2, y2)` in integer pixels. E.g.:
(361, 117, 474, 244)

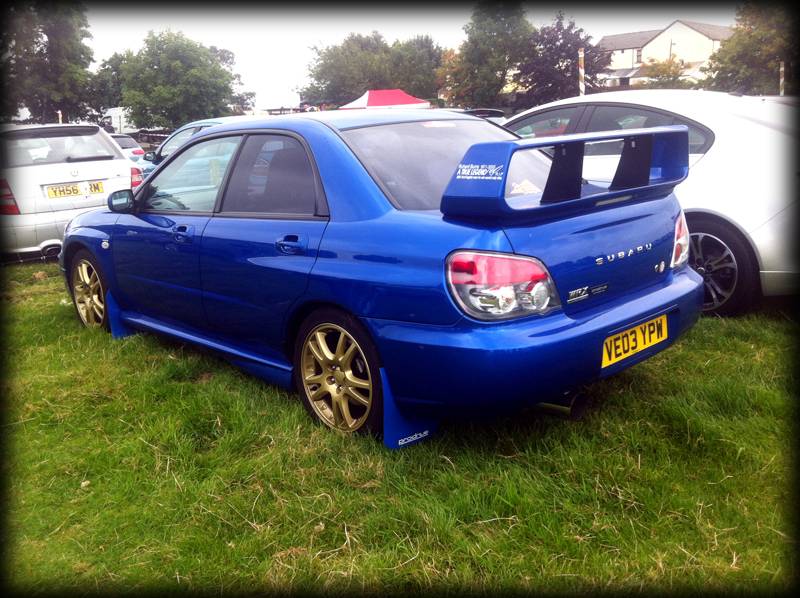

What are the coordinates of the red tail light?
(447, 250, 560, 320)
(670, 209, 690, 268)
(0, 179, 20, 215)
(131, 166, 143, 188)
(132, 149, 145, 155)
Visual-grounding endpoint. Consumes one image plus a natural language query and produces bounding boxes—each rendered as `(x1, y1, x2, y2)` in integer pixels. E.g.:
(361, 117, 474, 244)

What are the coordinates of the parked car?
(110, 133, 145, 162)
(1, 123, 143, 260)
(140, 115, 264, 179)
(60, 110, 702, 442)
(446, 107, 507, 124)
(503, 89, 797, 315)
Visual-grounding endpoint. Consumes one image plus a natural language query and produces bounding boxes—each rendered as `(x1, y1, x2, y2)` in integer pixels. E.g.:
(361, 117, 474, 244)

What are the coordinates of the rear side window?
(506, 106, 581, 139)
(160, 127, 199, 158)
(584, 105, 712, 155)
(221, 135, 317, 215)
(2, 127, 120, 167)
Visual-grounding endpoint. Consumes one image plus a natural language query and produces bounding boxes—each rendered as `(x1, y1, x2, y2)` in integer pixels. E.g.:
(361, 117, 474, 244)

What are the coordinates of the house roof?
(596, 29, 663, 52)
(596, 20, 733, 51)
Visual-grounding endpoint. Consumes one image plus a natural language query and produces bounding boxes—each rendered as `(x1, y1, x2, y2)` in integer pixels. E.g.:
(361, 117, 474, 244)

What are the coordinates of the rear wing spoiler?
(441, 125, 689, 223)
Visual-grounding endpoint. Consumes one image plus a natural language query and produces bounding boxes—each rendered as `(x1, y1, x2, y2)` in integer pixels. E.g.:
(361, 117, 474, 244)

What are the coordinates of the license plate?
(46, 181, 104, 198)
(601, 314, 668, 368)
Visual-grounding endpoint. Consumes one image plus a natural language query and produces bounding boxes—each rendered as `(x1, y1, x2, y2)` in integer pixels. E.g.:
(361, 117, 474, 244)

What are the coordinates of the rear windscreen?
(112, 135, 139, 149)
(2, 127, 120, 168)
(342, 119, 517, 210)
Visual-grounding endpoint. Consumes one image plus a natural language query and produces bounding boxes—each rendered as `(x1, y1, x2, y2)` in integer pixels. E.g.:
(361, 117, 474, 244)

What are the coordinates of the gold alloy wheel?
(301, 323, 373, 432)
(71, 258, 105, 326)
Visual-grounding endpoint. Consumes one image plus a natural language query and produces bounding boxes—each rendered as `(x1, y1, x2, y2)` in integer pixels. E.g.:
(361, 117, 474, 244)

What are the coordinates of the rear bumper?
(1, 206, 99, 257)
(364, 267, 703, 413)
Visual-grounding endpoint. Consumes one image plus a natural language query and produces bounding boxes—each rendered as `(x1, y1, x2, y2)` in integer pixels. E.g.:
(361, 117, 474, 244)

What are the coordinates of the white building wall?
(609, 48, 639, 70)
(642, 22, 720, 64)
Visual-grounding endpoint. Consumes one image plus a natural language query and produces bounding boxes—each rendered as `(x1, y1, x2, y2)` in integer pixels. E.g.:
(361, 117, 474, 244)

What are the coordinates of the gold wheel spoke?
(314, 331, 335, 362)
(309, 385, 329, 402)
(336, 396, 356, 429)
(304, 371, 325, 385)
(334, 331, 348, 360)
(345, 371, 370, 390)
(344, 387, 370, 407)
(339, 343, 357, 368)
(79, 262, 91, 285)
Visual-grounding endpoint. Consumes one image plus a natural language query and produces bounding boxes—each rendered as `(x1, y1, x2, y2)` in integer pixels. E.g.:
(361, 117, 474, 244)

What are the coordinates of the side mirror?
(108, 189, 135, 213)
(143, 151, 156, 162)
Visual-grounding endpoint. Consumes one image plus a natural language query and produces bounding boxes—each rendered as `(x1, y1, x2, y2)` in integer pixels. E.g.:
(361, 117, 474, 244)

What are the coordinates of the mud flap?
(105, 290, 136, 339)
(381, 368, 439, 449)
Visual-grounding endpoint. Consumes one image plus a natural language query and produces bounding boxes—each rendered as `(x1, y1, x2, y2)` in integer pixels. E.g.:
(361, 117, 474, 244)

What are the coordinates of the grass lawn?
(2, 260, 796, 593)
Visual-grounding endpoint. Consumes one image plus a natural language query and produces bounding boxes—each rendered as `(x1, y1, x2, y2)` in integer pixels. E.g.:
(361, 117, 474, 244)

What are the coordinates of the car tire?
(686, 216, 760, 316)
(68, 249, 110, 330)
(293, 308, 383, 436)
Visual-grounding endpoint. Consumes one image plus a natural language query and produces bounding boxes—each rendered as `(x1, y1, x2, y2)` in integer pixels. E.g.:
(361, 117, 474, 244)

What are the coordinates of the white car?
(1, 123, 143, 260)
(110, 133, 146, 163)
(503, 90, 797, 314)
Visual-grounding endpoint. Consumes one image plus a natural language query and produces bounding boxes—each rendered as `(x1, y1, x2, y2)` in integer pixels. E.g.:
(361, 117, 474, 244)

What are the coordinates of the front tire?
(687, 216, 759, 316)
(293, 308, 383, 435)
(69, 249, 109, 329)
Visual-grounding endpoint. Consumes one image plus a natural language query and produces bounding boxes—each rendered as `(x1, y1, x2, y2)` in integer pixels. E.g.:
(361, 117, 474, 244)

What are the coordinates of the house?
(596, 20, 734, 87)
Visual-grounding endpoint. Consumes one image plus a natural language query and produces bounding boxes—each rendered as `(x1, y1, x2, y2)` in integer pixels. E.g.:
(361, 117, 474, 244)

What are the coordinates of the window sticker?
(455, 163, 504, 181)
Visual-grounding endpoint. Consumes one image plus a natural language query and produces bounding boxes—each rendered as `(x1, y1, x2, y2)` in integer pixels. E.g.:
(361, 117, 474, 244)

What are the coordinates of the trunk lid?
(502, 196, 678, 313)
(441, 126, 689, 312)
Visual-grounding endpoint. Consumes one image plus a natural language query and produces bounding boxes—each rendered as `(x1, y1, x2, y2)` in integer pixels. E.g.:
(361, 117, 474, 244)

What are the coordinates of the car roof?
(196, 109, 477, 136)
(507, 89, 790, 126)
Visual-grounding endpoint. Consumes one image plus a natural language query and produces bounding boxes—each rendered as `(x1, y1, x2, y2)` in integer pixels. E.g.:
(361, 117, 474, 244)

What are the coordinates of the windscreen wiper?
(65, 155, 115, 162)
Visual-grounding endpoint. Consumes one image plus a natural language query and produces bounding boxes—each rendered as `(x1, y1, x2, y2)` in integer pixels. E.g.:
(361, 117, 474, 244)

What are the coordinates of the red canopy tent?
(339, 89, 431, 110)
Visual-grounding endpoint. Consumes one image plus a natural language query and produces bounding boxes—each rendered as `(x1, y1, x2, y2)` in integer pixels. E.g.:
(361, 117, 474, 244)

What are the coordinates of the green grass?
(2, 261, 796, 593)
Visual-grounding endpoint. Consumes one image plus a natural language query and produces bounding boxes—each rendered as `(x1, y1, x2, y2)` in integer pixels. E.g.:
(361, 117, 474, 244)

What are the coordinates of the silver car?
(504, 90, 797, 314)
(1, 123, 142, 260)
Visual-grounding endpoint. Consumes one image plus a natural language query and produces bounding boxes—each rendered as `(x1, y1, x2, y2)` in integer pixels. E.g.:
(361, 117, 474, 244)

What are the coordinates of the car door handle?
(172, 224, 194, 243)
(275, 234, 306, 255)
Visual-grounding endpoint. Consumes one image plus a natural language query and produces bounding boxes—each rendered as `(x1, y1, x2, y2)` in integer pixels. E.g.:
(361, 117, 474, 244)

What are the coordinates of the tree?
(300, 32, 393, 106)
(636, 57, 695, 89)
(120, 31, 238, 129)
(1, 2, 94, 122)
(512, 11, 610, 109)
(441, 1, 533, 108)
(389, 36, 443, 101)
(701, 1, 797, 94)
(86, 52, 130, 121)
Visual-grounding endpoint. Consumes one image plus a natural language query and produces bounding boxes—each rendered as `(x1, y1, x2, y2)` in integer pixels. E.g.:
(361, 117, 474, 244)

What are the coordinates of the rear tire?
(687, 216, 759, 316)
(69, 249, 109, 330)
(293, 308, 383, 436)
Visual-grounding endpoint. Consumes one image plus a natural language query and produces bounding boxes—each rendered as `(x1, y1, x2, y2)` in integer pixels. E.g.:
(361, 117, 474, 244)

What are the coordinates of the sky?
(85, 3, 739, 110)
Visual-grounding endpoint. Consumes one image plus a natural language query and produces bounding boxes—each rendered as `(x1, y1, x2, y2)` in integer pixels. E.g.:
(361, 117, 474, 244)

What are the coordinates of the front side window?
(221, 135, 318, 215)
(142, 136, 240, 212)
(506, 106, 581, 139)
(343, 119, 516, 210)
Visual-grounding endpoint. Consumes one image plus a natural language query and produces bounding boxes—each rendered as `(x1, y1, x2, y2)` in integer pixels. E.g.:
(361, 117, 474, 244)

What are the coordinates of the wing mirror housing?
(108, 189, 135, 213)
(143, 151, 156, 162)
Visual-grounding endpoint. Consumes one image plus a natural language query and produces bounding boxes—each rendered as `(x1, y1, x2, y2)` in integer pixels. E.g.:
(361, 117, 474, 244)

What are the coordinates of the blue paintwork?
(61, 110, 703, 445)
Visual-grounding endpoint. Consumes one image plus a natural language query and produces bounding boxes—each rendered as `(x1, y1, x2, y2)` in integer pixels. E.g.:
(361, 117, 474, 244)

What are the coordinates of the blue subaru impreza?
(60, 109, 703, 447)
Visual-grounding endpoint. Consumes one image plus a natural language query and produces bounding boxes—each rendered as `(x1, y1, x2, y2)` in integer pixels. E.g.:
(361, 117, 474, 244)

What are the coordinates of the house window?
(635, 48, 642, 63)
